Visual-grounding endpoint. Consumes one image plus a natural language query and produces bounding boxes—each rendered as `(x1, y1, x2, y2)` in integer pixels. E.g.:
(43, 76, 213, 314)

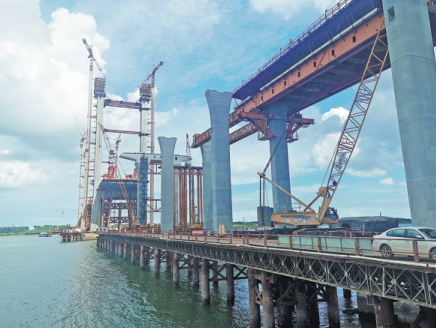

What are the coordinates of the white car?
(372, 227, 436, 259)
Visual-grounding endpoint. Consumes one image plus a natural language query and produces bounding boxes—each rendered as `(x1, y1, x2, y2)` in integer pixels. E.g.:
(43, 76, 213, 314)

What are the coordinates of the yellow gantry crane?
(259, 19, 389, 227)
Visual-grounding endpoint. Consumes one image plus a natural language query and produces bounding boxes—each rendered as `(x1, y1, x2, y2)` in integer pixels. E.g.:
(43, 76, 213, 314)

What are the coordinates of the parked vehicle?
(372, 227, 436, 259)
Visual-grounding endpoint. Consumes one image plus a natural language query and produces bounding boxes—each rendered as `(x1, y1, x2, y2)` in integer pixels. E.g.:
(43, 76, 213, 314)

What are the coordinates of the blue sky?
(0, 0, 410, 227)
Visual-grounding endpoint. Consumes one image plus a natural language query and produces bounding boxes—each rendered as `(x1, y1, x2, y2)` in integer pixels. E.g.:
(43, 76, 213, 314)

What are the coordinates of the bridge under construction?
(70, 0, 436, 326)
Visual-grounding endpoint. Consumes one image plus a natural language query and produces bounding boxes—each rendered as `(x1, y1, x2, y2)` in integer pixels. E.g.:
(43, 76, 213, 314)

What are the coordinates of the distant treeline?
(0, 225, 72, 236)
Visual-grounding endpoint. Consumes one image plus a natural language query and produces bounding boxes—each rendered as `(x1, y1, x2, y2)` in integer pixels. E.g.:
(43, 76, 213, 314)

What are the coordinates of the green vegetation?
(0, 225, 72, 236)
(233, 221, 258, 228)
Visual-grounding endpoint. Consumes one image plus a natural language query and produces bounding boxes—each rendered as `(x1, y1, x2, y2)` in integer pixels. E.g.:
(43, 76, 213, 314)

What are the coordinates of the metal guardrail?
(232, 0, 357, 95)
(100, 230, 436, 264)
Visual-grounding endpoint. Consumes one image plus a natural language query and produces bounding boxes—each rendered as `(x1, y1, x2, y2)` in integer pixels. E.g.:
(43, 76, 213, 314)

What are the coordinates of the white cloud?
(1, 150, 10, 154)
(399, 181, 407, 186)
(322, 107, 349, 124)
(0, 161, 48, 188)
(250, 0, 338, 20)
(311, 132, 339, 169)
(156, 108, 179, 127)
(127, 90, 140, 103)
(347, 168, 386, 178)
(380, 177, 393, 185)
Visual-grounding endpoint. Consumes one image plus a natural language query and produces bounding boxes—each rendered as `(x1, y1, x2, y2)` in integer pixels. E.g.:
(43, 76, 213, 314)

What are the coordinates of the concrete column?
(416, 306, 436, 328)
(295, 279, 308, 327)
(261, 271, 275, 328)
(276, 277, 294, 326)
(158, 137, 177, 232)
(118, 242, 122, 256)
(202, 258, 210, 305)
(200, 141, 213, 230)
(265, 103, 292, 213)
(145, 247, 150, 263)
(123, 243, 127, 259)
(93, 84, 105, 204)
(193, 257, 200, 286)
(307, 282, 319, 328)
(226, 263, 234, 303)
(343, 289, 352, 298)
(154, 248, 160, 276)
(139, 245, 144, 269)
(248, 269, 261, 328)
(374, 296, 396, 328)
(205, 89, 233, 232)
(212, 260, 218, 287)
(326, 286, 340, 328)
(382, 0, 436, 227)
(172, 253, 179, 288)
(131, 244, 135, 264)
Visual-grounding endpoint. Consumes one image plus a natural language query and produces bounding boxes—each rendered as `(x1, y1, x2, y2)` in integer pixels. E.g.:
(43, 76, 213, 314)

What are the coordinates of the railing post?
(205, 234, 207, 242)
(188, 234, 190, 241)
(354, 238, 360, 256)
(317, 237, 322, 253)
(247, 233, 250, 245)
(217, 234, 220, 243)
(264, 235, 267, 247)
(288, 236, 292, 250)
(229, 233, 232, 244)
(180, 233, 182, 240)
(412, 240, 420, 263)
(195, 234, 198, 242)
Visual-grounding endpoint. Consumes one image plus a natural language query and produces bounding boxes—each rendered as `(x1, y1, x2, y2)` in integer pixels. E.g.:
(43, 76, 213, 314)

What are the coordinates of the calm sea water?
(0, 236, 371, 328)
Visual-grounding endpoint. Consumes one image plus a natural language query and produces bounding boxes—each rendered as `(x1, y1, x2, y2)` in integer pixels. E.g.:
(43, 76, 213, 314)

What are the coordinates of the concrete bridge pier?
(139, 245, 144, 269)
(373, 296, 396, 328)
(131, 244, 135, 264)
(295, 279, 308, 327)
(205, 89, 233, 232)
(200, 141, 213, 230)
(123, 243, 127, 259)
(145, 247, 150, 263)
(154, 248, 160, 276)
(382, 0, 436, 227)
(172, 253, 179, 288)
(248, 268, 260, 328)
(193, 257, 200, 286)
(212, 260, 219, 287)
(343, 289, 352, 298)
(118, 242, 122, 256)
(326, 286, 340, 328)
(306, 282, 320, 327)
(265, 103, 292, 213)
(261, 271, 275, 328)
(158, 137, 177, 232)
(226, 264, 235, 303)
(202, 258, 210, 305)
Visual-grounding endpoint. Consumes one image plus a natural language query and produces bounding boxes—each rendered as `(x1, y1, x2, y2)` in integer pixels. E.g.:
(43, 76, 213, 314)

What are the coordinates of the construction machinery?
(258, 19, 389, 229)
(100, 124, 138, 229)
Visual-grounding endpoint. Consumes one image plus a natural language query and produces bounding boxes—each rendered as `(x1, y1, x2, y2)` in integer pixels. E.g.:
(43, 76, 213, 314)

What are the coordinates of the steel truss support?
(101, 236, 436, 310)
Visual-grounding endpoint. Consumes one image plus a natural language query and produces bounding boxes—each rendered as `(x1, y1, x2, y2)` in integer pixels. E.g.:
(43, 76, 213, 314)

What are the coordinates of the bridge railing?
(99, 230, 436, 264)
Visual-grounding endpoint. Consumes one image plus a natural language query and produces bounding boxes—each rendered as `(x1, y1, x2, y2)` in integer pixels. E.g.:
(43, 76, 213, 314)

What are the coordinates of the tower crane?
(137, 61, 164, 88)
(258, 19, 389, 228)
(82, 39, 105, 79)
(137, 61, 163, 225)
(80, 38, 106, 231)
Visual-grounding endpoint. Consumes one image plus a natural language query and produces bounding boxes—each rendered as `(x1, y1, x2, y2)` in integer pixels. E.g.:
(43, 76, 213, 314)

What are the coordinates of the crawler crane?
(258, 20, 389, 230)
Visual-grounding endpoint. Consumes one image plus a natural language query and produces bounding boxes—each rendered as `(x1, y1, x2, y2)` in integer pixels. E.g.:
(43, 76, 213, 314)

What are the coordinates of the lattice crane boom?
(82, 38, 106, 79)
(317, 19, 389, 221)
